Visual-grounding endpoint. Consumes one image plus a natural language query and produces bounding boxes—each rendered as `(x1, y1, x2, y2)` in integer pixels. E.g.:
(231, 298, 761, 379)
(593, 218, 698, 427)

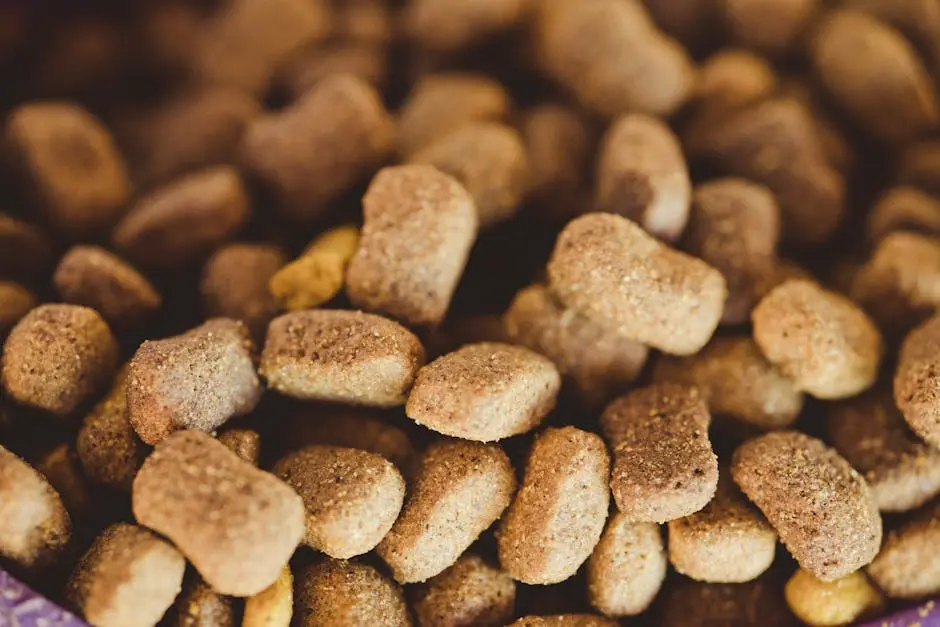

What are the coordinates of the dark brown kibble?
(411, 554, 516, 627)
(170, 575, 236, 627)
(868, 186, 940, 243)
(217, 428, 261, 466)
(0, 281, 36, 336)
(510, 616, 618, 627)
(295, 558, 411, 627)
(34, 443, 91, 520)
(724, 0, 819, 56)
(0, 214, 53, 280)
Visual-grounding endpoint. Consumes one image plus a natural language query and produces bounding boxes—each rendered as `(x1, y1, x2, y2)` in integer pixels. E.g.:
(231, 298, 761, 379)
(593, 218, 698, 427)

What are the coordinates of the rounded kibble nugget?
(724, 0, 818, 56)
(594, 113, 691, 243)
(239, 74, 394, 224)
(547, 213, 726, 355)
(867, 186, 940, 243)
(132, 430, 305, 596)
(652, 337, 803, 430)
(35, 443, 91, 520)
(411, 553, 515, 627)
(5, 101, 130, 239)
(378, 440, 516, 583)
(2, 304, 118, 416)
(752, 280, 883, 400)
(403, 0, 528, 55)
(296, 558, 410, 627)
(261, 309, 425, 407)
(586, 514, 666, 617)
(243, 566, 292, 627)
(602, 383, 718, 523)
(346, 165, 478, 326)
(690, 49, 777, 116)
(217, 428, 261, 466)
(0, 281, 36, 336)
(268, 225, 359, 312)
(0, 444, 71, 570)
(170, 575, 236, 627)
(498, 426, 610, 585)
(67, 523, 185, 627)
(731, 431, 882, 581)
(0, 214, 53, 280)
(658, 575, 797, 627)
(406, 342, 560, 442)
(273, 445, 404, 558)
(510, 616, 618, 627)
(784, 569, 884, 627)
(895, 314, 940, 447)
(867, 501, 940, 599)
(128, 318, 261, 445)
(54, 245, 161, 330)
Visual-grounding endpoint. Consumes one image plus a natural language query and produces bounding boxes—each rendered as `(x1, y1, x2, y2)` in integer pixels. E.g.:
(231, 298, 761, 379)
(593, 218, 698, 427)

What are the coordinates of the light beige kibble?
(785, 569, 884, 627)
(295, 558, 411, 627)
(895, 314, 940, 447)
(411, 553, 516, 627)
(867, 501, 940, 599)
(587, 514, 666, 617)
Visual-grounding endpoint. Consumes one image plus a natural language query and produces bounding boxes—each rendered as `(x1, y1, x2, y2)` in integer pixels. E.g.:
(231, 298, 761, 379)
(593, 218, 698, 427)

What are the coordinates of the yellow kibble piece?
(784, 569, 883, 627)
(243, 566, 293, 627)
(269, 225, 360, 311)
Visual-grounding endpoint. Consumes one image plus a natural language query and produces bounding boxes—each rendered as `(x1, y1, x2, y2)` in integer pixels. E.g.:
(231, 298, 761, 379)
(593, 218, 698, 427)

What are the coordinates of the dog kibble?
(268, 225, 359, 312)
(34, 443, 91, 520)
(243, 566, 293, 627)
(895, 314, 940, 447)
(867, 186, 940, 243)
(411, 553, 516, 627)
(170, 575, 236, 627)
(217, 428, 261, 466)
(0, 214, 53, 280)
(784, 569, 884, 627)
(278, 42, 388, 99)
(658, 575, 796, 627)
(547, 213, 726, 355)
(498, 426, 610, 585)
(0, 281, 36, 336)
(867, 501, 940, 600)
(724, 0, 819, 56)
(296, 558, 411, 627)
(403, 0, 528, 56)
(510, 616, 618, 627)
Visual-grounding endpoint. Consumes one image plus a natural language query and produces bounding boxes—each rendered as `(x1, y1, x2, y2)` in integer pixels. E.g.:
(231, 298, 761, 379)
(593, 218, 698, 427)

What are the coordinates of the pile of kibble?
(2, 0, 940, 626)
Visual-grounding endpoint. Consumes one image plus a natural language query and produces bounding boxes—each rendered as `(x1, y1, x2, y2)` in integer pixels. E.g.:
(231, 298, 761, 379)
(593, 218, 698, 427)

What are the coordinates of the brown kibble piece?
(547, 213, 726, 355)
(603, 383, 718, 522)
(243, 566, 293, 627)
(752, 258, 816, 304)
(594, 113, 691, 243)
(34, 443, 91, 520)
(0, 214, 53, 280)
(68, 523, 184, 627)
(403, 0, 528, 55)
(653, 337, 804, 430)
(894, 314, 940, 447)
(411, 553, 515, 627)
(658, 575, 797, 627)
(498, 426, 610, 585)
(724, 0, 819, 56)
(133, 430, 305, 596)
(867, 501, 940, 599)
(268, 225, 359, 312)
(217, 428, 261, 466)
(5, 102, 130, 239)
(170, 575, 236, 627)
(54, 245, 161, 330)
(0, 281, 36, 336)
(785, 569, 883, 627)
(273, 445, 405, 558)
(586, 514, 666, 617)
(2, 304, 118, 415)
(0, 445, 71, 570)
(690, 49, 777, 117)
(378, 440, 516, 583)
(407, 342, 560, 442)
(510, 615, 618, 627)
(296, 558, 410, 627)
(752, 280, 883, 400)
(732, 431, 882, 581)
(128, 318, 261, 445)
(346, 165, 478, 326)
(114, 166, 250, 270)
(239, 74, 394, 224)
(278, 42, 388, 100)
(868, 186, 940, 243)
(261, 310, 424, 407)
(811, 10, 938, 144)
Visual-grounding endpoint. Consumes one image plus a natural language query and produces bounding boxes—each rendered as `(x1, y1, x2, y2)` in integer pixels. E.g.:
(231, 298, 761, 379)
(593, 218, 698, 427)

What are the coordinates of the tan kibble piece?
(133, 430, 305, 596)
(785, 569, 883, 627)
(170, 575, 236, 627)
(346, 165, 478, 326)
(0, 445, 71, 569)
(398, 73, 512, 157)
(0, 281, 36, 336)
(504, 284, 648, 408)
(895, 314, 940, 447)
(411, 553, 515, 627)
(868, 186, 940, 243)
(867, 501, 940, 599)
(68, 523, 184, 627)
(732, 431, 882, 581)
(510, 616, 618, 627)
(113, 166, 251, 270)
(899, 140, 940, 196)
(128, 318, 261, 445)
(594, 113, 691, 243)
(602, 383, 718, 522)
(403, 0, 528, 55)
(217, 428, 261, 466)
(378, 440, 516, 583)
(296, 558, 410, 627)
(586, 514, 666, 616)
(845, 0, 940, 77)
(35, 444, 91, 520)
(2, 304, 118, 415)
(0, 214, 52, 279)
(5, 102, 130, 239)
(201, 243, 286, 342)
(535, 0, 694, 118)
(54, 246, 161, 330)
(498, 426, 610, 584)
(243, 566, 292, 627)
(278, 42, 388, 100)
(692, 49, 778, 116)
(261, 309, 425, 406)
(269, 225, 360, 312)
(239, 74, 394, 224)
(273, 445, 404, 558)
(547, 213, 726, 355)
(724, 0, 819, 56)
(652, 337, 804, 430)
(752, 280, 883, 399)
(407, 342, 560, 441)
(752, 259, 816, 304)
(667, 474, 777, 583)
(811, 10, 938, 144)
(409, 122, 528, 229)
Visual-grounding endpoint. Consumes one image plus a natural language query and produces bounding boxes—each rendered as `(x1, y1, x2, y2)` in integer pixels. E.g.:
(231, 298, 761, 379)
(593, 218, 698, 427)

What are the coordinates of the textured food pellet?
(217, 428, 261, 466)
(868, 186, 940, 243)
(724, 0, 819, 56)
(867, 501, 940, 599)
(594, 113, 691, 243)
(2, 304, 118, 416)
(346, 165, 478, 326)
(752, 280, 883, 399)
(510, 616, 618, 627)
(54, 245, 161, 330)
(67, 523, 185, 627)
(547, 212, 726, 355)
(132, 430, 305, 596)
(296, 558, 411, 627)
(261, 310, 425, 407)
(268, 225, 359, 312)
(784, 569, 884, 627)
(406, 342, 560, 442)
(378, 439, 516, 583)
(411, 553, 516, 627)
(403, 0, 529, 55)
(586, 514, 666, 616)
(169, 575, 236, 627)
(731, 431, 882, 581)
(498, 426, 610, 585)
(895, 314, 940, 447)
(0, 281, 36, 336)
(243, 566, 293, 627)
(603, 383, 718, 522)
(34, 443, 91, 520)
(127, 318, 261, 445)
(0, 214, 53, 280)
